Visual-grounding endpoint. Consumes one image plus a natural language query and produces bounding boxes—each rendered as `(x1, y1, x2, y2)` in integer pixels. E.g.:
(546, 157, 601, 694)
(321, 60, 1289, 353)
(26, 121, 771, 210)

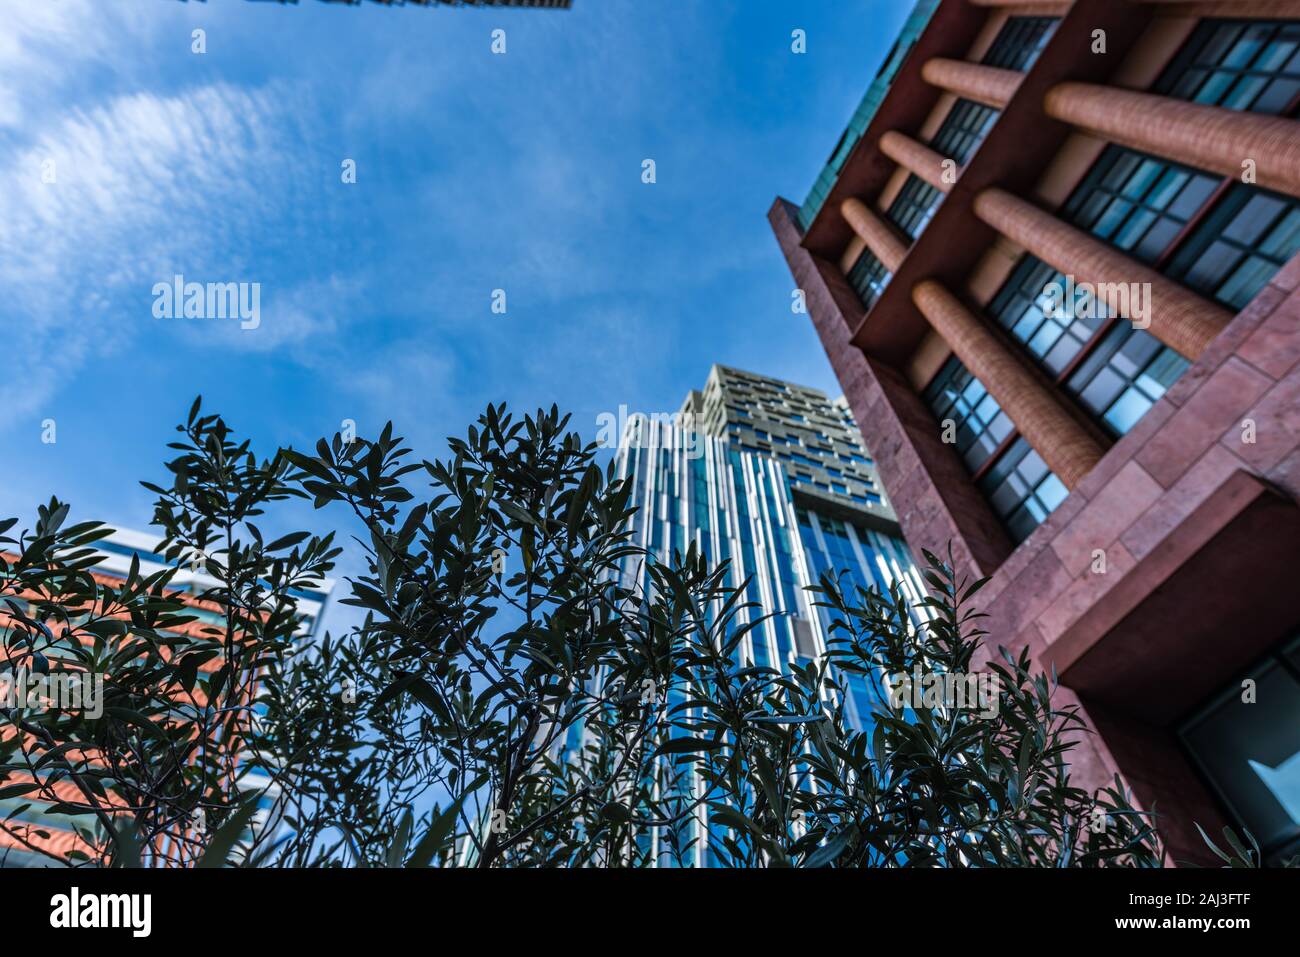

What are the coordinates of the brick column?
(973, 188, 1234, 360)
(912, 280, 1105, 488)
(880, 131, 953, 193)
(770, 197, 1014, 579)
(921, 58, 1021, 109)
(840, 198, 908, 272)
(1045, 82, 1300, 198)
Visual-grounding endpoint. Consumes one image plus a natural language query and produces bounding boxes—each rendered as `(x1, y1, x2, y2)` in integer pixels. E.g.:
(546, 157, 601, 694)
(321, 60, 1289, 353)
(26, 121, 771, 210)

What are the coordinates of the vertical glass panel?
(1182, 651, 1300, 861)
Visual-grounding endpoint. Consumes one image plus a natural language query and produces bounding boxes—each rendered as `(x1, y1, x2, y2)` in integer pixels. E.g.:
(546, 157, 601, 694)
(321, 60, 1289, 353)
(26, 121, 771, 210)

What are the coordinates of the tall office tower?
(0, 527, 332, 868)
(612, 367, 925, 866)
(682, 365, 899, 525)
(771, 1, 1300, 864)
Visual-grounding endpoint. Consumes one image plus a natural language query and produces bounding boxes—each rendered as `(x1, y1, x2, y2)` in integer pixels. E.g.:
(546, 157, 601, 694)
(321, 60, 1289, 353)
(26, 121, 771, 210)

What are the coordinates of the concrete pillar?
(973, 188, 1234, 360)
(921, 58, 1021, 109)
(1045, 82, 1300, 198)
(771, 197, 1014, 579)
(881, 131, 954, 193)
(912, 279, 1105, 488)
(840, 197, 908, 272)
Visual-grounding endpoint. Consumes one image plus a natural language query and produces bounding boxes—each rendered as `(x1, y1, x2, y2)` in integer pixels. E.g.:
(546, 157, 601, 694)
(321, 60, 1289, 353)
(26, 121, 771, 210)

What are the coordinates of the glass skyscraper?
(607, 366, 926, 865)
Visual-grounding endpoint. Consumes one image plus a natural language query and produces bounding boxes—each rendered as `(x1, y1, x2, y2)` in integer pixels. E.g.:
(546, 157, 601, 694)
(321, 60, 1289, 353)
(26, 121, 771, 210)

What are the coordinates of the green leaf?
(652, 737, 726, 758)
(197, 799, 260, 868)
(407, 779, 483, 868)
(804, 827, 854, 869)
(386, 808, 414, 869)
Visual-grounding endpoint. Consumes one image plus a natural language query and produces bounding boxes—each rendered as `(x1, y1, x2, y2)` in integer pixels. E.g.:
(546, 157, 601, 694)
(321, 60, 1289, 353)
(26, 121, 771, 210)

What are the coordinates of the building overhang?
(1053, 470, 1300, 726)
(804, 0, 1157, 367)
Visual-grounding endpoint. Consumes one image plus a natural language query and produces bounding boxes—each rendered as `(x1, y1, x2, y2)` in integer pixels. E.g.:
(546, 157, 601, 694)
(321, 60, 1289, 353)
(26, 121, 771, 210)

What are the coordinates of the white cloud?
(0, 80, 323, 425)
(0, 0, 164, 130)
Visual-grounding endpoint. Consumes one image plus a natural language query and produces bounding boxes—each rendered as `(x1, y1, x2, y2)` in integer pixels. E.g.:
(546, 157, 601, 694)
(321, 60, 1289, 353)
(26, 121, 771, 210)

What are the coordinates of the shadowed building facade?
(772, 1, 1300, 864)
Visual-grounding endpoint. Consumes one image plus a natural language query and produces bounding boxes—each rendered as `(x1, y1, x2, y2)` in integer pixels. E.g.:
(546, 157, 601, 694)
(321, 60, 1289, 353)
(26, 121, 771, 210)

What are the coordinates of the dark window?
(923, 358, 1068, 543)
(1166, 183, 1300, 310)
(989, 257, 1110, 377)
(988, 256, 1189, 438)
(929, 98, 1000, 165)
(1063, 146, 1221, 264)
(1179, 632, 1300, 865)
(1063, 323, 1189, 437)
(846, 248, 892, 310)
(886, 174, 942, 239)
(977, 437, 1068, 544)
(923, 357, 1014, 473)
(1157, 19, 1300, 115)
(980, 16, 1060, 71)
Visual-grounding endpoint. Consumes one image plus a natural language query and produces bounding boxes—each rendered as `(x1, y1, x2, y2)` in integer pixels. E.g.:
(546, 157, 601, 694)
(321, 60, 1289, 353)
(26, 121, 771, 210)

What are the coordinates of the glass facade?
(798, 0, 941, 230)
(1180, 631, 1300, 864)
(886, 174, 943, 239)
(923, 356, 1014, 474)
(980, 15, 1059, 71)
(923, 357, 1066, 544)
(616, 421, 924, 722)
(610, 406, 926, 866)
(847, 247, 892, 311)
(929, 98, 999, 166)
(1157, 19, 1300, 115)
(695, 366, 892, 520)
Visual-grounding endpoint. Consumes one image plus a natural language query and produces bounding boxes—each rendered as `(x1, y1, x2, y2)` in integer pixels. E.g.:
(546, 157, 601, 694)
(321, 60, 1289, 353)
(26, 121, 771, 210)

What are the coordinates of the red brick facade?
(771, 0, 1300, 865)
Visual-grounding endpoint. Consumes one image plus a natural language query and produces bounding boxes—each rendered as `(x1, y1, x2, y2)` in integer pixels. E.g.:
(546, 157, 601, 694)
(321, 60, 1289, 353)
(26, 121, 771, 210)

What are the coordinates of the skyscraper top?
(681, 364, 898, 531)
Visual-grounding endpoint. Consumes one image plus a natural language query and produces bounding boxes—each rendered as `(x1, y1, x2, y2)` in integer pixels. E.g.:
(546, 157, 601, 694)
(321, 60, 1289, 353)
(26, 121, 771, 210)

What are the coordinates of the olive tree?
(5, 400, 1274, 868)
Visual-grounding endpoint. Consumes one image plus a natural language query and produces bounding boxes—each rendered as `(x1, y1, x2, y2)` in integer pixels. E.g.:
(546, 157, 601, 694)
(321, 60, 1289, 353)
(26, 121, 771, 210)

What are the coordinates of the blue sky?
(0, 0, 905, 630)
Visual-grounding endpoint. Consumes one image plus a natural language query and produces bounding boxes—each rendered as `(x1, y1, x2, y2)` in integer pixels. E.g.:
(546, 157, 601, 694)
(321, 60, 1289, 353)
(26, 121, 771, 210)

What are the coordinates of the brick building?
(0, 527, 331, 867)
(772, 1, 1300, 864)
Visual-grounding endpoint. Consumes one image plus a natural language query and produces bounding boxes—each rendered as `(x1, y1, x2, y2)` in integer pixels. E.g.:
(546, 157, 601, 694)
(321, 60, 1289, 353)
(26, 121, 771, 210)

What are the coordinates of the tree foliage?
(0, 400, 1270, 868)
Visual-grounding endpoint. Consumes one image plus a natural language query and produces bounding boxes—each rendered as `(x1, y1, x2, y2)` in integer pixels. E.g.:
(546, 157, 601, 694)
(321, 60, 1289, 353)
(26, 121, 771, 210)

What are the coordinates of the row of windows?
(903, 20, 1300, 544)
(980, 15, 1058, 71)
(1062, 148, 1221, 265)
(929, 98, 999, 166)
(990, 144, 1300, 443)
(935, 175, 1294, 539)
(922, 356, 1068, 545)
(953, 19, 1300, 540)
(922, 358, 1014, 474)
(885, 174, 943, 240)
(987, 256, 1191, 439)
(1056, 142, 1300, 314)
(847, 17, 1061, 313)
(1156, 19, 1300, 115)
(978, 437, 1068, 544)
(1167, 185, 1300, 311)
(852, 17, 1299, 315)
(890, 14, 1059, 238)
(847, 247, 891, 309)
